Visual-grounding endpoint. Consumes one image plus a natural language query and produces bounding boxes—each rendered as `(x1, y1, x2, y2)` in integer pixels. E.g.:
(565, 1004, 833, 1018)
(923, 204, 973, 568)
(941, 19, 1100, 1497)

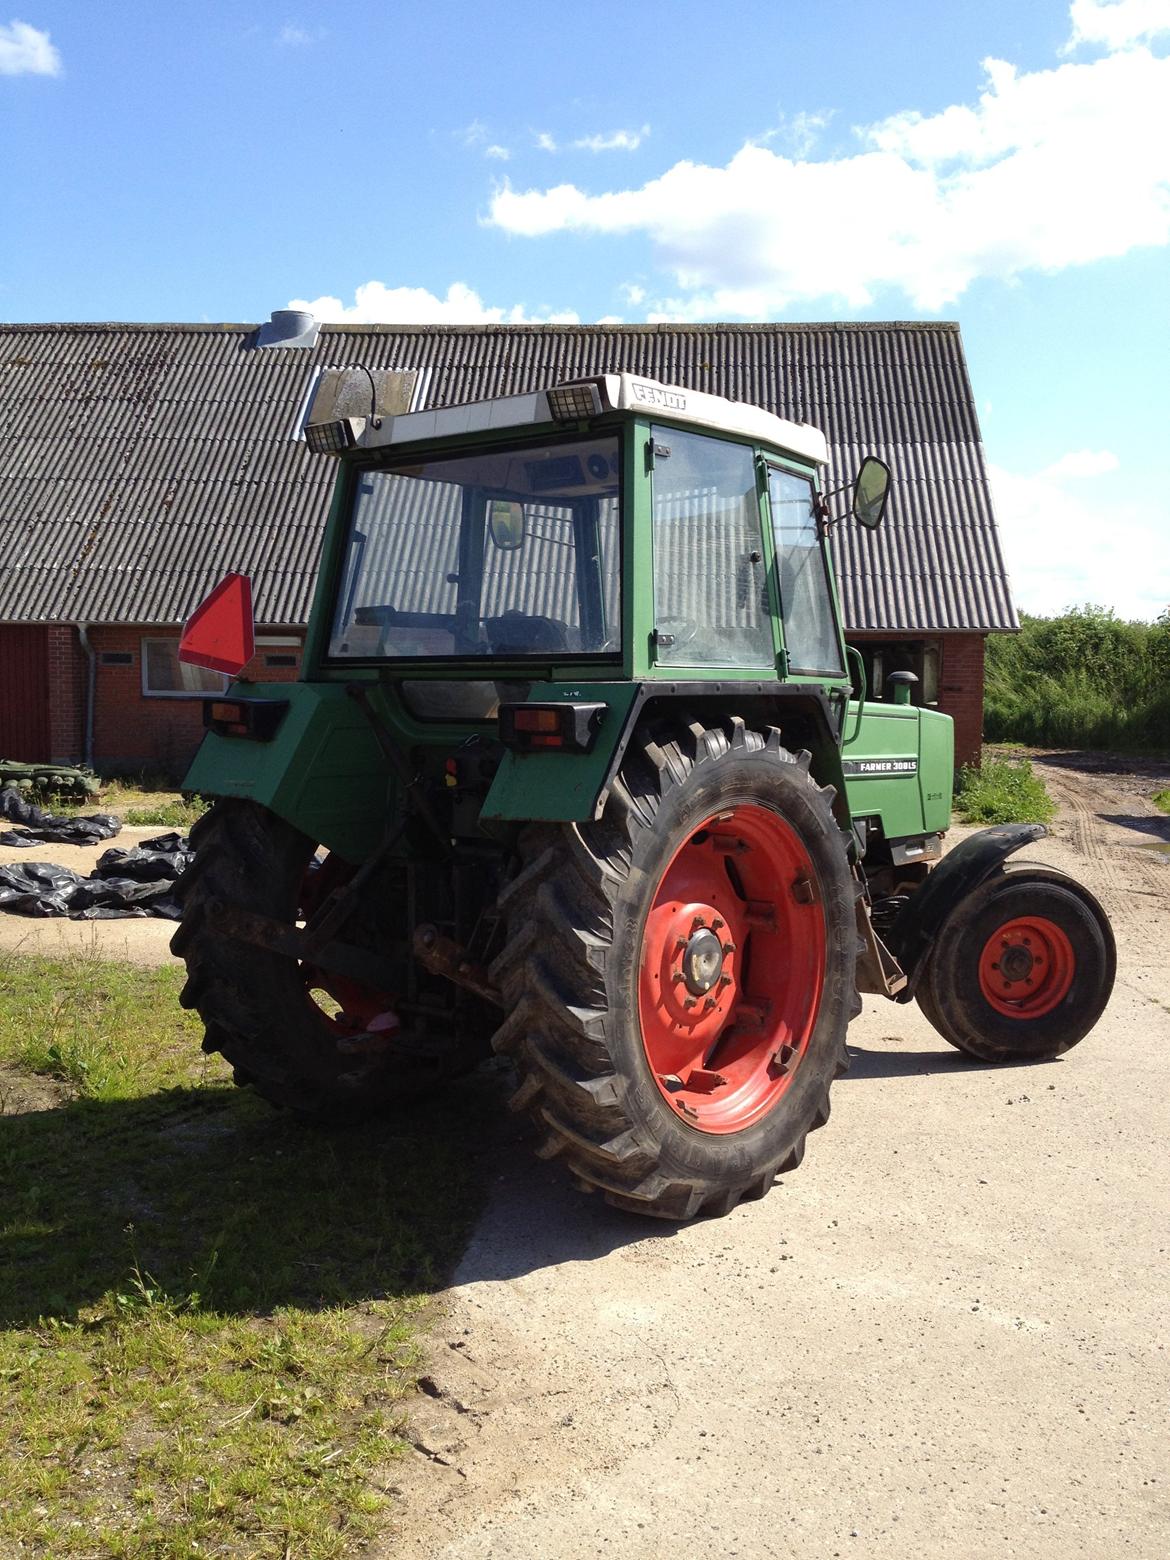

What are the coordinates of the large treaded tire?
(489, 717, 858, 1220)
(916, 863, 1115, 1063)
(172, 799, 482, 1121)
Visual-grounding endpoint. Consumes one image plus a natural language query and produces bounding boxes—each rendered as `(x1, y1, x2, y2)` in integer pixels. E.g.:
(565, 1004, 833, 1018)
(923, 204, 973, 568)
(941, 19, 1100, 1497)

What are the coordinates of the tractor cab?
(305, 372, 887, 704)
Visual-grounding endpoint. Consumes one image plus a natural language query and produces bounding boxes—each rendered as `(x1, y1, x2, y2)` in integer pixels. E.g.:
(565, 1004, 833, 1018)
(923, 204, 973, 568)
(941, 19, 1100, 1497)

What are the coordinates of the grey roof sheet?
(0, 321, 1017, 632)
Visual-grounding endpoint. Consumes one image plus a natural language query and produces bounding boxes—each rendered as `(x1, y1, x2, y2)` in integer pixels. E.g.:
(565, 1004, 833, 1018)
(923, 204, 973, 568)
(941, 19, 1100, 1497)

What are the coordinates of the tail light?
(204, 697, 288, 741)
(499, 702, 606, 753)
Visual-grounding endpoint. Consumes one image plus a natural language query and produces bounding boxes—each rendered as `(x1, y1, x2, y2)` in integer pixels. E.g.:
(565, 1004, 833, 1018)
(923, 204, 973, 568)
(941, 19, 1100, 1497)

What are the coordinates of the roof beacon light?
(304, 417, 362, 457)
(178, 572, 256, 677)
(546, 381, 603, 423)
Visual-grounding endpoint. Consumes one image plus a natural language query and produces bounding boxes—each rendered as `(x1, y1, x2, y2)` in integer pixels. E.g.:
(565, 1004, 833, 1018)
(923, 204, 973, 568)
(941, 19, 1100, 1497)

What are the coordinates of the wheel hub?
(997, 942, 1034, 983)
(683, 927, 725, 995)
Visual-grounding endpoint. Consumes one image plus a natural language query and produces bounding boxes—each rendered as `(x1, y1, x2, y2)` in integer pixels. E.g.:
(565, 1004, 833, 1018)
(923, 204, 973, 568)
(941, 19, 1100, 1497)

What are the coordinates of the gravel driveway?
(384, 752, 1170, 1559)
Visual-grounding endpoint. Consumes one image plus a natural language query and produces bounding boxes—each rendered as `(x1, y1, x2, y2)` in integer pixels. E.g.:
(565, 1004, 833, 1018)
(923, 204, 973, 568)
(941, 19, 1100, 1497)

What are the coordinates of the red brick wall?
(88, 625, 303, 777)
(47, 626, 86, 763)
(939, 633, 985, 768)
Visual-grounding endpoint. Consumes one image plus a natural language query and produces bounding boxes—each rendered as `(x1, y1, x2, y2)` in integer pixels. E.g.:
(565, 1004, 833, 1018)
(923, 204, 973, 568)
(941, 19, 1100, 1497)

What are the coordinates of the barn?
(0, 316, 1017, 775)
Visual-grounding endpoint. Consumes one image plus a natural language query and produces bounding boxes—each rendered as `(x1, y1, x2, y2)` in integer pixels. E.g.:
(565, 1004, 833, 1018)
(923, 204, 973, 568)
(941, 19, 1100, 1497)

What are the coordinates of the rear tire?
(490, 717, 858, 1219)
(916, 864, 1115, 1063)
(172, 799, 485, 1120)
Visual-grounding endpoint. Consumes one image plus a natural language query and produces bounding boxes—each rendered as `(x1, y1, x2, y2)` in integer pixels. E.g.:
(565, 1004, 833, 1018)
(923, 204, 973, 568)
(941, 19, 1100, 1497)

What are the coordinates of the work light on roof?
(546, 382, 603, 422)
(304, 417, 362, 457)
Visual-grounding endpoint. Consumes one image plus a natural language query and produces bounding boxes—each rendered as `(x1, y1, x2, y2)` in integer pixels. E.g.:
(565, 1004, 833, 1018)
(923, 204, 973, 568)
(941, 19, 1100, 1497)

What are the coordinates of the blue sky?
(3, 0, 1168, 620)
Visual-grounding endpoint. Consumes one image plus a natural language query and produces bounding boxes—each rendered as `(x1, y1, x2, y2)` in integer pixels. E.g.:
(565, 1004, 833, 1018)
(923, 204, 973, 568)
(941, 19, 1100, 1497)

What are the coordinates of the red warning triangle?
(178, 573, 255, 676)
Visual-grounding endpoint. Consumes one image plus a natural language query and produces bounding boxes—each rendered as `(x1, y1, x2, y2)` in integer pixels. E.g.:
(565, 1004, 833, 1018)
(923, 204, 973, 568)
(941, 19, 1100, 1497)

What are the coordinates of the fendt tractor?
(171, 371, 1116, 1219)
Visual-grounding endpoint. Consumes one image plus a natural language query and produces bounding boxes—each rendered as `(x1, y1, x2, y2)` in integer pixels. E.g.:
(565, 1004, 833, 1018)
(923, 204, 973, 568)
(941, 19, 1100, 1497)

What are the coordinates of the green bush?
(984, 604, 1170, 753)
(955, 756, 1056, 826)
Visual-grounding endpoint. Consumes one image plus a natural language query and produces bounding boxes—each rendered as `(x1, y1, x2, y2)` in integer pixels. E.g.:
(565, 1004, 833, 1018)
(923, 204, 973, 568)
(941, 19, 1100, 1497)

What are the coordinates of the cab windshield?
(328, 434, 621, 660)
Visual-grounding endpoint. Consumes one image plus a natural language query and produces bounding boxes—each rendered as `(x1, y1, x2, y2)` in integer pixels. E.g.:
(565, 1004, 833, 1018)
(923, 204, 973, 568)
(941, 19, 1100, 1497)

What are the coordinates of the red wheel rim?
(637, 804, 826, 1134)
(977, 915, 1075, 1019)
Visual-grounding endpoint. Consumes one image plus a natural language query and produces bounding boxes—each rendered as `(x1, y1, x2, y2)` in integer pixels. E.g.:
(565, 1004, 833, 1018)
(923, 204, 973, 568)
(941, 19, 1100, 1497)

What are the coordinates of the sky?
(2, 0, 1168, 621)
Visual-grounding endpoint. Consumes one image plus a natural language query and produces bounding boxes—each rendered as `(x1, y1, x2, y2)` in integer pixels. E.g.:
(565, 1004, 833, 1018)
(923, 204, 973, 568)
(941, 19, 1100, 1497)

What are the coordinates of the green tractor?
(171, 372, 1115, 1219)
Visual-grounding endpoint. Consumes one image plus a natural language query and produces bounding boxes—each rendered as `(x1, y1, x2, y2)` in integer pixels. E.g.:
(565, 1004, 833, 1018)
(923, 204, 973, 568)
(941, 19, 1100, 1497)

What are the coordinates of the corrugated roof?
(0, 321, 1017, 632)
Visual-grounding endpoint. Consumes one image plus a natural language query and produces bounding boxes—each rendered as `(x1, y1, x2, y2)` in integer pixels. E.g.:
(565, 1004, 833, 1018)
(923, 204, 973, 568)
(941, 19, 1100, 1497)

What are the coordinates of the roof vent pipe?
(255, 309, 319, 349)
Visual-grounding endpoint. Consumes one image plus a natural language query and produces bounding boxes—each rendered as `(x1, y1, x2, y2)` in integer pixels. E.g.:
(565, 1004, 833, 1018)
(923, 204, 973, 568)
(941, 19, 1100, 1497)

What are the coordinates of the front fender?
(886, 823, 1048, 998)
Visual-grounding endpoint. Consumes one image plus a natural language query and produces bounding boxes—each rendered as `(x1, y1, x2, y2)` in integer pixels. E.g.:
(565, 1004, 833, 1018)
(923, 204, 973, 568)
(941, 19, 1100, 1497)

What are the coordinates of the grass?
(50, 775, 209, 831)
(0, 951, 489, 1558)
(954, 753, 1056, 826)
(1153, 789, 1170, 816)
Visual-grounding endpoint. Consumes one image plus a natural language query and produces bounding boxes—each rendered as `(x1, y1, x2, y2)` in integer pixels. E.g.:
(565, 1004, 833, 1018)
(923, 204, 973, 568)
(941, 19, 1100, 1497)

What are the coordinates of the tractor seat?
(484, 612, 568, 654)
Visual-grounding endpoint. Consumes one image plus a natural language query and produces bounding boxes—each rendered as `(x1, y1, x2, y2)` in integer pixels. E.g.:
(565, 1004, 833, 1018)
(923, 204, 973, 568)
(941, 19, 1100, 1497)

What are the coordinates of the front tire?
(916, 864, 1115, 1063)
(491, 717, 858, 1219)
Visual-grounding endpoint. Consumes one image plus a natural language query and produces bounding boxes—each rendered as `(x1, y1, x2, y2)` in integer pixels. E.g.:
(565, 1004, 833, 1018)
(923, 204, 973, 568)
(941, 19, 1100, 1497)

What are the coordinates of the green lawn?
(0, 953, 488, 1558)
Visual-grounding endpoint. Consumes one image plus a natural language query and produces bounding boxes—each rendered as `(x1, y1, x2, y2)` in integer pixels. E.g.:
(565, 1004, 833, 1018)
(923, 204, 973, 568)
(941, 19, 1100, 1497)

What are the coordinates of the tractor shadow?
(840, 1043, 1058, 1080)
(0, 1063, 661, 1328)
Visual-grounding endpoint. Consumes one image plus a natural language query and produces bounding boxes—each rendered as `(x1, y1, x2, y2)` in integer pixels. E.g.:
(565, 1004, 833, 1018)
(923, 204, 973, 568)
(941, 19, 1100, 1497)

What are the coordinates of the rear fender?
(481, 681, 849, 826)
(885, 823, 1048, 998)
(181, 681, 393, 863)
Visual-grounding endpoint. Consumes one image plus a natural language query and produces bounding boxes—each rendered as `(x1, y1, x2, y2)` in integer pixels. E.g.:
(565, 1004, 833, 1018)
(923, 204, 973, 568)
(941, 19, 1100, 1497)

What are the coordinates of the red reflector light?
(528, 733, 565, 748)
(208, 701, 245, 723)
(513, 708, 561, 733)
(179, 573, 255, 676)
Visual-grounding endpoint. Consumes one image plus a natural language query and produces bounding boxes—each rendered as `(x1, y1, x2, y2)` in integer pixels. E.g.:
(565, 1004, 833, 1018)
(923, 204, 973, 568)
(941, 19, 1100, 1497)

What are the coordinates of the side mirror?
(488, 499, 525, 551)
(852, 457, 891, 530)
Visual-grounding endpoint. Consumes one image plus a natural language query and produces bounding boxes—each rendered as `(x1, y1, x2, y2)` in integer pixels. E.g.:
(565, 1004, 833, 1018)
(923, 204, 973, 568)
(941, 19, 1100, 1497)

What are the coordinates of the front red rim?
(637, 804, 826, 1135)
(977, 915, 1075, 1019)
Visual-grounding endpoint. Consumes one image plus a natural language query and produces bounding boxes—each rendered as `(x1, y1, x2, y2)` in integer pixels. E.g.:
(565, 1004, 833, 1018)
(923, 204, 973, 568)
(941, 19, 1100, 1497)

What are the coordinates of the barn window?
(141, 638, 228, 697)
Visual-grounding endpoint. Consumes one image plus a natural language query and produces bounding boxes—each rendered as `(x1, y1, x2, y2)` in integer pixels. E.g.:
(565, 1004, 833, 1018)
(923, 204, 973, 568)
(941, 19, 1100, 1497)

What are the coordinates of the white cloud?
(991, 457, 1169, 619)
(1065, 0, 1170, 52)
(1041, 449, 1120, 478)
(760, 110, 833, 158)
(0, 19, 60, 75)
(485, 144, 510, 161)
(487, 22, 1170, 313)
(621, 282, 646, 306)
(288, 280, 579, 325)
(278, 24, 319, 48)
(573, 125, 650, 153)
(536, 131, 557, 152)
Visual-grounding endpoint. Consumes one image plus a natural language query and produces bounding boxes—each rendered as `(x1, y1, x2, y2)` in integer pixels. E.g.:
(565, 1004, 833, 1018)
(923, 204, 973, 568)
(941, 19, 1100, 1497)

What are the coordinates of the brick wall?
(939, 633, 986, 769)
(46, 625, 86, 763)
(86, 624, 303, 777)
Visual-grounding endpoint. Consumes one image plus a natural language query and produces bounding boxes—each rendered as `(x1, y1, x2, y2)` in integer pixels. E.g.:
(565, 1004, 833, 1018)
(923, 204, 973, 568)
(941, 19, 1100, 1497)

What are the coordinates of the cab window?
(767, 468, 844, 676)
(650, 427, 773, 668)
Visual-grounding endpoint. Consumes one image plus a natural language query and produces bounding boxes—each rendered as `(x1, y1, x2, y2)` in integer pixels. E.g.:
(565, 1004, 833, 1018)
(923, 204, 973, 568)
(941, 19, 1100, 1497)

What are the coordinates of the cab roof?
(356, 371, 829, 466)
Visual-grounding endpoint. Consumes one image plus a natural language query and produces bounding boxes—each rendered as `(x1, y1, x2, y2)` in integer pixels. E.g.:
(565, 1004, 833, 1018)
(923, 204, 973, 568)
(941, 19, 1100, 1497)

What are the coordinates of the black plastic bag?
(0, 785, 121, 847)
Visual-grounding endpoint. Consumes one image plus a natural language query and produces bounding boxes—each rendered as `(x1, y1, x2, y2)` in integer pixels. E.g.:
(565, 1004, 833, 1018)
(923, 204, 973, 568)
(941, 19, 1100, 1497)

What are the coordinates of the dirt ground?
(381, 751, 1170, 1560)
(3, 756, 1168, 1557)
